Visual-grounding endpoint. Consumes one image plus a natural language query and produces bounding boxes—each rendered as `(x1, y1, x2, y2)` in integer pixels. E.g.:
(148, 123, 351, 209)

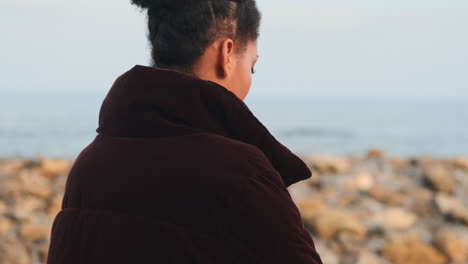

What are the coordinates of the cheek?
(241, 63, 252, 91)
(237, 70, 251, 98)
(247, 67, 253, 87)
(232, 60, 252, 98)
(246, 73, 252, 91)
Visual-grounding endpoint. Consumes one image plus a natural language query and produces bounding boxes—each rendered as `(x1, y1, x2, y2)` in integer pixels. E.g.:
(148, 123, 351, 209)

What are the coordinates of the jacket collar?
(96, 64, 312, 187)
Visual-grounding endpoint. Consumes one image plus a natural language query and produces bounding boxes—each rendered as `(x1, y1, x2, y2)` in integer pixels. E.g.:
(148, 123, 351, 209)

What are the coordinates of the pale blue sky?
(1, 0, 467, 99)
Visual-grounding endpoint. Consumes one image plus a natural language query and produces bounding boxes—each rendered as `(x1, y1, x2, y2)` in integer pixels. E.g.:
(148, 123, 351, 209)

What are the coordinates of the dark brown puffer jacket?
(46, 65, 323, 264)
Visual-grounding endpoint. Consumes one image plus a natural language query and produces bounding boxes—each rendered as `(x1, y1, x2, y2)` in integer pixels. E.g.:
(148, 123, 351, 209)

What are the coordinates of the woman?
(47, 0, 323, 263)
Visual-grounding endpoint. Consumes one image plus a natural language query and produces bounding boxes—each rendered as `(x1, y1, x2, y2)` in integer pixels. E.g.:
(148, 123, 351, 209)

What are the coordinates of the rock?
(39, 242, 50, 263)
(336, 231, 363, 254)
(434, 230, 468, 262)
(1, 179, 23, 196)
(359, 197, 386, 214)
(297, 199, 327, 220)
(366, 148, 385, 160)
(435, 193, 468, 224)
(306, 154, 352, 174)
(0, 200, 7, 214)
(20, 222, 51, 241)
(0, 158, 27, 178)
(451, 157, 468, 170)
(405, 186, 433, 201)
(336, 191, 359, 207)
(2, 153, 468, 263)
(370, 207, 417, 230)
(366, 185, 406, 206)
(381, 233, 448, 264)
(304, 208, 367, 240)
(410, 200, 437, 217)
(365, 232, 388, 254)
(423, 165, 455, 194)
(54, 174, 68, 192)
(404, 186, 436, 217)
(304, 172, 322, 189)
(340, 254, 358, 264)
(453, 170, 468, 187)
(409, 156, 436, 167)
(38, 156, 72, 178)
(345, 171, 374, 192)
(313, 240, 339, 264)
(0, 216, 13, 235)
(47, 194, 63, 217)
(0, 236, 32, 264)
(13, 195, 46, 221)
(319, 188, 336, 200)
(389, 158, 409, 170)
(18, 168, 52, 199)
(356, 249, 388, 264)
(288, 180, 318, 202)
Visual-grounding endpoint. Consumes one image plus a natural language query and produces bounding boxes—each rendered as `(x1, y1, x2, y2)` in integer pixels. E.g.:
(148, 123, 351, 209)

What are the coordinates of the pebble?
(0, 150, 467, 264)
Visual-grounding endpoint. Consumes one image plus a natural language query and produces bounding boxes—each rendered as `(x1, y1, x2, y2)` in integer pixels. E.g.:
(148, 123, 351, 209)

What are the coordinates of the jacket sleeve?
(226, 168, 323, 264)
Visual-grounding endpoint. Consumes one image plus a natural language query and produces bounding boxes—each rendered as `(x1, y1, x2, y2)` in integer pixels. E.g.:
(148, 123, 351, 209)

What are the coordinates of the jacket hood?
(96, 64, 312, 187)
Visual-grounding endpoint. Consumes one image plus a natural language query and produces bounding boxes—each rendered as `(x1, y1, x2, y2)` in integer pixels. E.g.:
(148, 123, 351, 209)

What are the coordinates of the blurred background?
(1, 0, 467, 158)
(1, 1, 468, 264)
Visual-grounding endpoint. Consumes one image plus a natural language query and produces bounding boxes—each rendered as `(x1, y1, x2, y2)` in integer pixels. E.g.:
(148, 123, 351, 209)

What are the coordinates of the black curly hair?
(131, 0, 261, 72)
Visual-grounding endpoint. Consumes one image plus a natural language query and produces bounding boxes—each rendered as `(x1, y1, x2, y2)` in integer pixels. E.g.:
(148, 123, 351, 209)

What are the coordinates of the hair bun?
(131, 0, 187, 10)
(131, 0, 154, 9)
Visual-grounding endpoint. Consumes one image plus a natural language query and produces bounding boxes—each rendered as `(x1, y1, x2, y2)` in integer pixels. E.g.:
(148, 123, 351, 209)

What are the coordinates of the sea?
(1, 92, 467, 159)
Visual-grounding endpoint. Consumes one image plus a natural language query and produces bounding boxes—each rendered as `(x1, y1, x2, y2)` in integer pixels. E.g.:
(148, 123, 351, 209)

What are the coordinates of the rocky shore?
(291, 150, 468, 264)
(1, 150, 468, 264)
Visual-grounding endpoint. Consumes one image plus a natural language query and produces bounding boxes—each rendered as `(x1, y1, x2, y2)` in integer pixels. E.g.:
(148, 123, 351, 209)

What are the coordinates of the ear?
(217, 38, 235, 78)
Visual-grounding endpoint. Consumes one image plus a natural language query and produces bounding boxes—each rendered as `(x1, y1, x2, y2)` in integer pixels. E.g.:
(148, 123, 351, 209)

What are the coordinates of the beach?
(1, 149, 467, 263)
(2, 0, 468, 262)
